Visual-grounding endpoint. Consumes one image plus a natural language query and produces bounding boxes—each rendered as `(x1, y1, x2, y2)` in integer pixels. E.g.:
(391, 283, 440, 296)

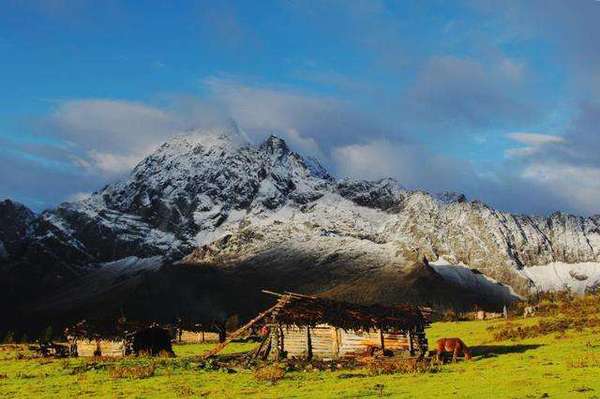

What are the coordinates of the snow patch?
(520, 262, 600, 294)
(430, 257, 521, 301)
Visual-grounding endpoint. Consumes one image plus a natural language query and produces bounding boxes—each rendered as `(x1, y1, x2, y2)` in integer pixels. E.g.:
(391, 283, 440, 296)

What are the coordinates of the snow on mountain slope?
(430, 257, 521, 304)
(5, 128, 600, 307)
(22, 127, 332, 266)
(520, 262, 600, 294)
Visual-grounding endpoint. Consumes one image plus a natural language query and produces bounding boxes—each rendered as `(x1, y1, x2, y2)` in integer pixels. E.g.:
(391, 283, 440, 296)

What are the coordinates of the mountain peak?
(260, 134, 290, 157)
(164, 123, 250, 151)
(0, 199, 35, 220)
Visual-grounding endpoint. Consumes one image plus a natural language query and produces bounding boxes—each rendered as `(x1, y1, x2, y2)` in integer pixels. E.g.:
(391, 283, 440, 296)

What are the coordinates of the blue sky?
(2, 0, 600, 215)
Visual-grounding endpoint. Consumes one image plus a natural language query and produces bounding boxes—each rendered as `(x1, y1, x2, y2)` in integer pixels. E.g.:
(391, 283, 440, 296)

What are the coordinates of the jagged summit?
(17, 131, 336, 265)
(260, 134, 290, 157)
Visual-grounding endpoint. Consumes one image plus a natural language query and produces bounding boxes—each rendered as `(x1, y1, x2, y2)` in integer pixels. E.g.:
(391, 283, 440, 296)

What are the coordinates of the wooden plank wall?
(179, 330, 221, 343)
(308, 325, 336, 359)
(280, 324, 418, 359)
(77, 339, 125, 357)
(340, 330, 411, 355)
(281, 326, 309, 358)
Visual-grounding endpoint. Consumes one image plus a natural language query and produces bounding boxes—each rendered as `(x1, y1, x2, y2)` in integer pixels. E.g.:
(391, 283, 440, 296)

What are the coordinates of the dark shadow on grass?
(471, 344, 543, 359)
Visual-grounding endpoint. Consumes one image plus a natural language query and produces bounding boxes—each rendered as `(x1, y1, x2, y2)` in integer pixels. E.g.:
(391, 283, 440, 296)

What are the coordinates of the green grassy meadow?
(1, 317, 600, 398)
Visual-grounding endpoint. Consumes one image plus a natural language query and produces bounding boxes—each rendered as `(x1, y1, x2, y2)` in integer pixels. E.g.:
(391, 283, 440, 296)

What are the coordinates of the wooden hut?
(202, 291, 431, 361)
(66, 320, 173, 357)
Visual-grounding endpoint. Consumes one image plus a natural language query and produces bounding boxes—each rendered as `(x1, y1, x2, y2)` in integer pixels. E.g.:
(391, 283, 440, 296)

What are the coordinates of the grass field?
(2, 317, 600, 398)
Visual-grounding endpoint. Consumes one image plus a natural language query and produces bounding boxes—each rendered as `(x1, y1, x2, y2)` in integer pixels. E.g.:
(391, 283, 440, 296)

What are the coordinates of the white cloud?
(21, 81, 367, 185)
(504, 126, 600, 214)
(51, 99, 176, 152)
(37, 99, 184, 179)
(505, 132, 565, 158)
(199, 77, 378, 155)
(332, 141, 400, 181)
(507, 132, 564, 146)
(87, 150, 144, 175)
(520, 161, 600, 215)
(405, 55, 535, 130)
(331, 139, 474, 192)
(7, 76, 599, 216)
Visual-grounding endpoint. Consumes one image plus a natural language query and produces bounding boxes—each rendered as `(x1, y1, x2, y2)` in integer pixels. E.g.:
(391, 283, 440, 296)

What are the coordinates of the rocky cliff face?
(23, 127, 332, 265)
(0, 199, 35, 259)
(3, 128, 600, 326)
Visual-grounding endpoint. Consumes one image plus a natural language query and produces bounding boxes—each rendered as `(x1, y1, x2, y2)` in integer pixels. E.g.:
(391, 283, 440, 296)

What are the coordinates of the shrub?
(490, 291, 600, 340)
(254, 363, 285, 384)
(108, 364, 156, 379)
(490, 316, 600, 341)
(366, 357, 441, 375)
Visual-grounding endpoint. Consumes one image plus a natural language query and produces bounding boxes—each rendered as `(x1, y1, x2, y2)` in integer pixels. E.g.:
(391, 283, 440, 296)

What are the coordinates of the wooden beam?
(283, 291, 318, 300)
(268, 323, 281, 360)
(261, 290, 286, 298)
(200, 302, 281, 359)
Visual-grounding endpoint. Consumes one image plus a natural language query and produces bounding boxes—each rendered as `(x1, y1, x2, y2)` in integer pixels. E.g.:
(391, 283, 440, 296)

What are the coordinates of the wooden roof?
(65, 319, 169, 340)
(263, 291, 431, 332)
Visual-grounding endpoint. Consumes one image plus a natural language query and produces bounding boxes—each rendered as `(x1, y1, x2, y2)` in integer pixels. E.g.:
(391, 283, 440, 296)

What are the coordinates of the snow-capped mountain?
(3, 128, 600, 329)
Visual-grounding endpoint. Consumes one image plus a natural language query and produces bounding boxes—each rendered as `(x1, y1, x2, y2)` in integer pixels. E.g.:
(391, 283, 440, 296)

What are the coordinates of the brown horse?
(435, 338, 472, 363)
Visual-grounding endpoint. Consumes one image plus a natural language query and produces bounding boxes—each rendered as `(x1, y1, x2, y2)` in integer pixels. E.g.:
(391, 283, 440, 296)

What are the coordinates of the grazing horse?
(435, 338, 472, 363)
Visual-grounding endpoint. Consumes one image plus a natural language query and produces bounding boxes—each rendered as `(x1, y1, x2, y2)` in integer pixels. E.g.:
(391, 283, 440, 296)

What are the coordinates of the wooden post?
(201, 302, 281, 359)
(305, 326, 312, 360)
(331, 327, 341, 359)
(407, 331, 414, 356)
(379, 329, 385, 352)
(269, 323, 281, 360)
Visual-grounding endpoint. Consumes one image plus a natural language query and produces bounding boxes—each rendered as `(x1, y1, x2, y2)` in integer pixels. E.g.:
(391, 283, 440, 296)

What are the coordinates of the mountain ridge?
(3, 129, 600, 331)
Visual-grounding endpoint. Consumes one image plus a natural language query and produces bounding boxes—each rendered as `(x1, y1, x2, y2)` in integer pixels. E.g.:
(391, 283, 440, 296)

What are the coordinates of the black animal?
(129, 327, 174, 356)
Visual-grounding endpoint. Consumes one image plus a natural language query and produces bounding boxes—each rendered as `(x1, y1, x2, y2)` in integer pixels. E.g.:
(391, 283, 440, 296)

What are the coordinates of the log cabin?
(65, 320, 173, 357)
(202, 291, 431, 361)
(260, 292, 431, 360)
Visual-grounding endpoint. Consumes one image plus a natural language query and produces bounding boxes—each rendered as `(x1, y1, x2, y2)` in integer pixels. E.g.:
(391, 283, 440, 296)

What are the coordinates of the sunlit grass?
(2, 319, 600, 398)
